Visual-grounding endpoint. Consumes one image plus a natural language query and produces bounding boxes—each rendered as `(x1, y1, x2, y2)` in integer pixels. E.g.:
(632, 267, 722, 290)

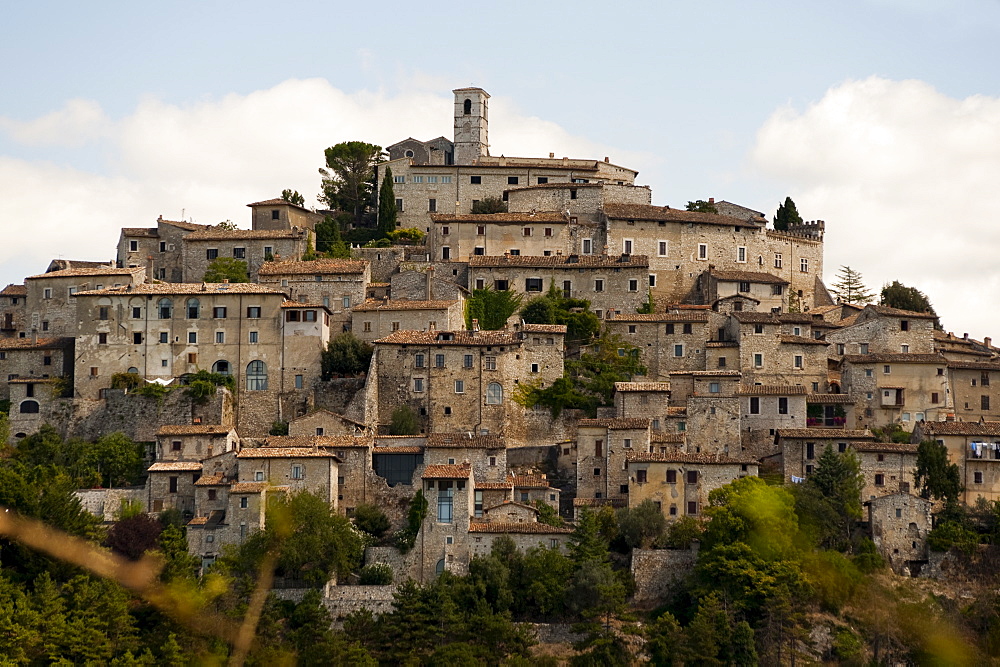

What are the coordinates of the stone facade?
(288, 409, 368, 437)
(912, 420, 1000, 505)
(868, 493, 933, 575)
(854, 442, 919, 500)
(247, 198, 324, 232)
(613, 382, 672, 430)
(181, 228, 307, 283)
(0, 336, 72, 401)
(947, 361, 1000, 421)
(118, 218, 210, 283)
(776, 428, 876, 482)
(630, 547, 699, 607)
(258, 258, 370, 332)
(351, 299, 465, 344)
(840, 354, 951, 429)
(605, 312, 713, 380)
(25, 266, 144, 337)
(0, 284, 27, 338)
(155, 424, 239, 462)
(738, 385, 808, 457)
(825, 305, 937, 356)
(575, 418, 652, 505)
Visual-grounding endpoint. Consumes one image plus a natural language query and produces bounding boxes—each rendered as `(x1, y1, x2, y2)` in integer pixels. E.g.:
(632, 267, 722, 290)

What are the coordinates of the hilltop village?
(3, 88, 1000, 645)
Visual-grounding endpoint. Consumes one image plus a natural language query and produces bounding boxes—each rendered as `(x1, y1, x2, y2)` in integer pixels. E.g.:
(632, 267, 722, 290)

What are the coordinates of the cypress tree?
(378, 168, 398, 238)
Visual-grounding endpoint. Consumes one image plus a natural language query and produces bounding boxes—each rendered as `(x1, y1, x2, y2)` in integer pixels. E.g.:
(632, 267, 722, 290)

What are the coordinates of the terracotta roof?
(738, 385, 808, 396)
(777, 428, 874, 439)
(522, 324, 568, 334)
(853, 442, 919, 454)
(374, 329, 521, 346)
(511, 474, 553, 489)
(604, 203, 760, 228)
(75, 283, 287, 296)
(651, 433, 686, 444)
(705, 341, 740, 348)
(626, 450, 758, 465)
(469, 254, 648, 268)
(247, 198, 313, 212)
(258, 259, 367, 276)
(184, 229, 305, 241)
(669, 371, 742, 377)
(710, 270, 788, 285)
(258, 435, 371, 449)
(26, 267, 138, 280)
(866, 305, 937, 320)
(484, 499, 539, 513)
(6, 377, 57, 384)
(607, 312, 709, 323)
(614, 382, 671, 392)
(194, 474, 227, 486)
(422, 463, 472, 479)
(918, 421, 1000, 437)
(0, 337, 70, 351)
(469, 521, 572, 534)
(842, 354, 946, 364)
(148, 461, 203, 472)
(578, 417, 651, 430)
(237, 447, 339, 459)
(280, 300, 329, 310)
(731, 312, 781, 324)
(1, 284, 27, 296)
(779, 335, 829, 346)
(231, 482, 269, 493)
(572, 498, 627, 508)
(156, 425, 232, 436)
(122, 227, 158, 238)
(476, 481, 514, 490)
(372, 446, 424, 454)
(290, 409, 366, 428)
(948, 361, 1000, 371)
(187, 516, 208, 526)
(806, 394, 856, 404)
(368, 282, 390, 288)
(430, 212, 567, 224)
(779, 313, 818, 323)
(352, 299, 458, 312)
(428, 433, 503, 449)
(160, 219, 211, 231)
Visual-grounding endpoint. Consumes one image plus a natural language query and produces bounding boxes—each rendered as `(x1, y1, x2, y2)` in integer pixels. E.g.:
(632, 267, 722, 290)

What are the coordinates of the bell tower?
(453, 87, 490, 165)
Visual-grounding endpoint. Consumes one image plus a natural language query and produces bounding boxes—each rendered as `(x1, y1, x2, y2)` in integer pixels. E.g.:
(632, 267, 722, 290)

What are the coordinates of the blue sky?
(2, 1, 1000, 335)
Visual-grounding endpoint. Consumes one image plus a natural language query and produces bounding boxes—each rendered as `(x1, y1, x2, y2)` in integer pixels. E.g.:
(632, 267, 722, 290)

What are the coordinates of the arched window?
(186, 298, 200, 319)
(463, 98, 472, 115)
(127, 367, 139, 374)
(486, 382, 503, 405)
(436, 558, 445, 575)
(19, 400, 39, 414)
(158, 298, 173, 319)
(212, 360, 231, 376)
(246, 361, 267, 391)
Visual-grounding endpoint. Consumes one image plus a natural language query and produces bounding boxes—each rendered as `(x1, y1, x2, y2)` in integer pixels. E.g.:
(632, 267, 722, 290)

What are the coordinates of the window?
(98, 333, 108, 345)
(291, 464, 303, 480)
(628, 279, 638, 292)
(486, 382, 503, 404)
(657, 240, 668, 257)
(428, 198, 436, 212)
(687, 501, 698, 515)
(438, 484, 453, 523)
(395, 198, 404, 211)
(794, 355, 803, 369)
(413, 378, 424, 392)
(754, 353, 763, 368)
(749, 397, 760, 414)
(188, 353, 197, 363)
(485, 356, 496, 370)
(583, 238, 593, 254)
(525, 278, 543, 292)
(303, 310, 317, 322)
(860, 343, 869, 354)
(709, 382, 720, 394)
(441, 246, 451, 260)
(158, 298, 173, 319)
(240, 496, 249, 509)
(187, 331, 197, 344)
(570, 189, 578, 199)
(249, 331, 258, 343)
(393, 174, 404, 183)
(984, 396, 991, 411)
(674, 344, 684, 357)
(441, 176, 452, 184)
(98, 306, 110, 320)
(774, 253, 783, 269)
(246, 306, 261, 318)
(455, 380, 464, 394)
(233, 247, 246, 259)
(800, 258, 808, 272)
(271, 209, 280, 220)
(508, 176, 519, 185)
(984, 372, 992, 387)
(246, 361, 267, 390)
(470, 175, 482, 184)
(263, 246, 272, 258)
(544, 227, 553, 237)
(294, 374, 303, 389)
(737, 246, 746, 263)
(975, 471, 984, 484)
(41, 321, 49, 331)
(900, 320, 909, 331)
(19, 400, 39, 414)
(778, 397, 788, 414)
(206, 248, 218, 260)
(213, 307, 226, 319)
(463, 354, 473, 368)
(391, 321, 400, 331)
(435, 353, 445, 368)
(738, 281, 750, 293)
(698, 244, 707, 260)
(594, 279, 604, 292)
(412, 176, 423, 183)
(931, 392, 939, 403)
(415, 354, 425, 368)
(875, 473, 885, 486)
(132, 307, 142, 319)
(214, 331, 224, 344)
(718, 357, 727, 368)
(212, 360, 230, 376)
(754, 323, 764, 334)
(129, 240, 138, 252)
(865, 368, 873, 377)
(623, 239, 633, 254)
(133, 332, 142, 345)
(884, 365, 891, 375)
(772, 284, 784, 296)
(169, 477, 178, 494)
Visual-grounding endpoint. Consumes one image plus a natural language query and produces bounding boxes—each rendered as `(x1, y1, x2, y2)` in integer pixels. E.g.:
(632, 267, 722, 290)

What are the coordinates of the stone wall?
(74, 486, 147, 521)
(630, 547, 699, 608)
(313, 378, 367, 418)
(353, 247, 407, 283)
(322, 585, 398, 623)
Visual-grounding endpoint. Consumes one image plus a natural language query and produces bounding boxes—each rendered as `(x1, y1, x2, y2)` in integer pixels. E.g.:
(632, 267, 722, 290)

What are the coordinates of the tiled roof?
(604, 203, 761, 228)
(710, 270, 788, 285)
(184, 229, 304, 241)
(607, 312, 709, 323)
(614, 382, 670, 392)
(230, 482, 269, 493)
(476, 481, 514, 490)
(779, 313, 818, 323)
(122, 227, 159, 238)
(430, 212, 567, 224)
(0, 337, 70, 351)
(291, 409, 366, 427)
(237, 447, 339, 459)
(948, 361, 1000, 371)
(853, 442, 919, 454)
(731, 312, 781, 324)
(352, 299, 458, 312)
(651, 433, 686, 444)
(258, 259, 367, 276)
(368, 282, 390, 288)
(148, 461, 203, 472)
(372, 446, 424, 454)
(469, 254, 648, 268)
(75, 283, 287, 296)
(572, 498, 627, 508)
(247, 198, 312, 211)
(374, 329, 521, 346)
(507, 181, 604, 191)
(918, 421, 1000, 437)
(777, 428, 874, 439)
(194, 474, 227, 486)
(667, 407, 688, 416)
(160, 219, 211, 231)
(866, 305, 937, 320)
(737, 385, 808, 396)
(806, 394, 856, 404)
(842, 354, 946, 364)
(1, 284, 27, 296)
(7, 377, 57, 384)
(187, 516, 208, 525)
(522, 324, 568, 334)
(626, 450, 758, 465)
(26, 267, 137, 280)
(779, 335, 829, 346)
(484, 499, 538, 513)
(705, 341, 740, 348)
(258, 435, 371, 449)
(280, 300, 329, 310)
(578, 417, 651, 429)
(511, 474, 553, 489)
(422, 463, 472, 479)
(428, 433, 503, 448)
(469, 521, 573, 534)
(669, 370, 742, 377)
(156, 425, 232, 436)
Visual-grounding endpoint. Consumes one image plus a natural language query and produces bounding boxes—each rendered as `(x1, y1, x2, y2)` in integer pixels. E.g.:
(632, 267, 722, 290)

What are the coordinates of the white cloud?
(751, 76, 1000, 339)
(0, 79, 650, 289)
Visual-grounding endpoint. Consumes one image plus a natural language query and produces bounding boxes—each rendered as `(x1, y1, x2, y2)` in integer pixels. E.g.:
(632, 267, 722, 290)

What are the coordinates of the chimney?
(549, 152, 555, 159)
(604, 156, 609, 163)
(964, 333, 969, 340)
(426, 265, 434, 300)
(146, 255, 154, 283)
(709, 197, 715, 204)
(471, 318, 480, 333)
(222, 279, 230, 284)
(986, 337, 992, 348)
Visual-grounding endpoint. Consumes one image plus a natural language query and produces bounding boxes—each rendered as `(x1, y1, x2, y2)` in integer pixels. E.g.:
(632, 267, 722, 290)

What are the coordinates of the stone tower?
(453, 87, 489, 165)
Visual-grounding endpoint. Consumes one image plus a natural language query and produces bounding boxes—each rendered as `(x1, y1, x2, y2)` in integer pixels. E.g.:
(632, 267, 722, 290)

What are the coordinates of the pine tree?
(377, 168, 398, 238)
(773, 196, 803, 231)
(830, 265, 875, 304)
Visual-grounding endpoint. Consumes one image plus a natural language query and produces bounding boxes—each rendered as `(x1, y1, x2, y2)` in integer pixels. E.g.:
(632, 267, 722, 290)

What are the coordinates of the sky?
(2, 1, 999, 337)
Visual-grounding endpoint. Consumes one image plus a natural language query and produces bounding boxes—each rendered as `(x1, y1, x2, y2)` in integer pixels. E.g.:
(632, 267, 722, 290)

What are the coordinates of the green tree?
(831, 265, 875, 305)
(388, 405, 419, 436)
(685, 199, 718, 214)
(520, 283, 601, 344)
(464, 287, 523, 330)
(797, 445, 864, 549)
(881, 280, 939, 319)
(773, 196, 803, 231)
(395, 490, 428, 552)
(91, 432, 144, 487)
(319, 141, 383, 227)
(616, 499, 666, 549)
(533, 500, 564, 527)
(915, 439, 962, 505)
(647, 611, 684, 666)
(321, 332, 373, 378)
(569, 508, 611, 566)
(281, 189, 305, 206)
(202, 257, 249, 283)
(377, 167, 398, 238)
(105, 513, 162, 560)
(353, 503, 391, 538)
(471, 196, 508, 214)
(215, 220, 238, 231)
(315, 215, 350, 258)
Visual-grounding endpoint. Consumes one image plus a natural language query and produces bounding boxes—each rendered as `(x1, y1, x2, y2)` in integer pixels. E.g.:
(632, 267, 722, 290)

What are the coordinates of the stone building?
(510, 473, 561, 512)
(825, 304, 937, 356)
(0, 336, 72, 402)
(721, 312, 828, 389)
(247, 198, 324, 232)
(390, 265, 466, 302)
(425, 432, 507, 484)
(614, 382, 672, 430)
(25, 266, 145, 337)
(370, 324, 565, 436)
(947, 360, 1000, 422)
(180, 228, 308, 283)
(148, 460, 202, 513)
(868, 493, 933, 575)
(429, 211, 572, 262)
(912, 420, 1000, 505)
(288, 409, 368, 437)
(0, 284, 26, 338)
(154, 424, 239, 462)
(351, 299, 465, 344)
(257, 258, 370, 331)
(575, 417, 652, 505)
(738, 384, 808, 457)
(418, 463, 476, 578)
(853, 441, 919, 500)
(697, 269, 789, 313)
(668, 371, 743, 455)
(468, 253, 650, 317)
(625, 450, 759, 520)
(840, 353, 951, 429)
(605, 311, 713, 380)
(118, 217, 212, 283)
(236, 445, 341, 505)
(776, 428, 876, 481)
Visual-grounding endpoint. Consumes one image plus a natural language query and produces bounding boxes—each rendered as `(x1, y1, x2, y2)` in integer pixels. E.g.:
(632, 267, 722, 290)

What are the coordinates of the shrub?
(110, 372, 142, 391)
(354, 504, 391, 538)
(321, 332, 373, 379)
(270, 421, 289, 436)
(389, 405, 419, 436)
(358, 563, 393, 585)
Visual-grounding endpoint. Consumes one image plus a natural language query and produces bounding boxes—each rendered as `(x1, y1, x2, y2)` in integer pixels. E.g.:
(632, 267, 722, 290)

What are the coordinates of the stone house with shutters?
(614, 382, 672, 431)
(0, 284, 27, 338)
(257, 258, 370, 332)
(155, 424, 239, 462)
(0, 336, 73, 402)
(911, 420, 1000, 505)
(840, 353, 951, 429)
(351, 299, 465, 344)
(430, 211, 574, 262)
(181, 228, 308, 283)
(605, 311, 713, 380)
(868, 493, 933, 576)
(575, 417, 652, 506)
(235, 445, 341, 506)
(947, 360, 1000, 422)
(625, 450, 759, 521)
(738, 384, 808, 457)
(511, 473, 561, 512)
(467, 253, 650, 317)
(25, 266, 145, 337)
(118, 217, 212, 283)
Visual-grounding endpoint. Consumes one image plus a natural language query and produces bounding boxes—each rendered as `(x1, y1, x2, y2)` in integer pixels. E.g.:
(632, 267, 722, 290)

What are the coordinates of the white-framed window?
(413, 377, 424, 392)
(754, 353, 763, 368)
(582, 238, 593, 254)
(412, 176, 423, 183)
(709, 382, 720, 393)
(43, 288, 52, 299)
(485, 356, 496, 370)
(774, 253, 782, 268)
(800, 258, 809, 272)
(737, 246, 746, 263)
(393, 175, 404, 183)
(249, 331, 258, 343)
(441, 176, 452, 184)
(455, 380, 464, 393)
(623, 239, 633, 255)
(901, 344, 909, 353)
(486, 382, 503, 404)
(649, 274, 656, 287)
(129, 240, 138, 252)
(658, 240, 668, 257)
(531, 363, 539, 373)
(215, 331, 224, 344)
(291, 464, 303, 480)
(698, 243, 708, 260)
(441, 246, 451, 260)
(673, 344, 684, 357)
(342, 296, 351, 309)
